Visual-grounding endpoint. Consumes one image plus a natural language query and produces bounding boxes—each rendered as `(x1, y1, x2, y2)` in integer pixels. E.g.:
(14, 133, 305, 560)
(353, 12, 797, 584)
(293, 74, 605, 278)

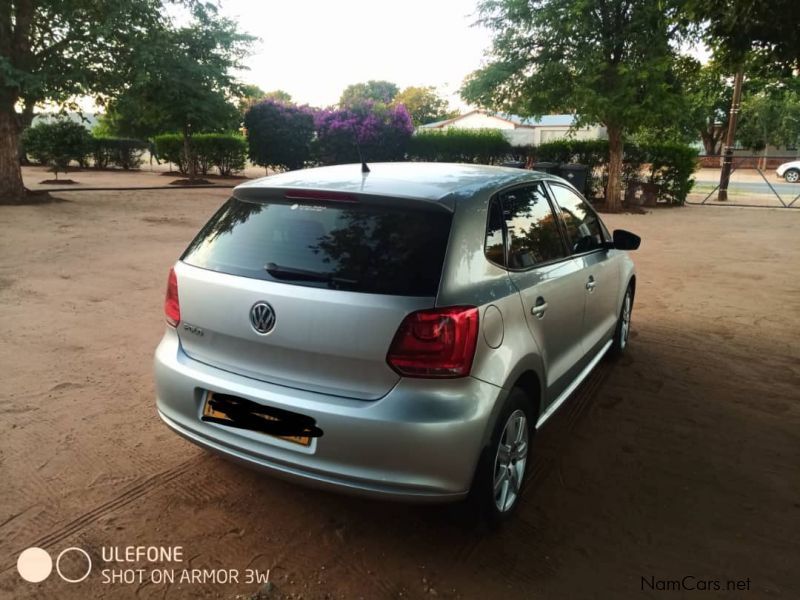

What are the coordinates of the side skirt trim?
(535, 338, 613, 429)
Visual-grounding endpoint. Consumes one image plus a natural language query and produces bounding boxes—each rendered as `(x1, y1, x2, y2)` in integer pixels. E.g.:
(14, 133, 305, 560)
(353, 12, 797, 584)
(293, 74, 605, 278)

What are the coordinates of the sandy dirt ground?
(1, 188, 799, 599)
(22, 164, 264, 191)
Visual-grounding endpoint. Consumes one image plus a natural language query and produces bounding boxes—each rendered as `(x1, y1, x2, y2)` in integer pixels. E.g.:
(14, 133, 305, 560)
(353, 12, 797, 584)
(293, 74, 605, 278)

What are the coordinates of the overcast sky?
(221, 0, 491, 110)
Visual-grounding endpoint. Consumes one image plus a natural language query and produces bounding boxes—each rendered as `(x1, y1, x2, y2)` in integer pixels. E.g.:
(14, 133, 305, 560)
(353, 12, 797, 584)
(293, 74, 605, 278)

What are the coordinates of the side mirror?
(612, 229, 641, 251)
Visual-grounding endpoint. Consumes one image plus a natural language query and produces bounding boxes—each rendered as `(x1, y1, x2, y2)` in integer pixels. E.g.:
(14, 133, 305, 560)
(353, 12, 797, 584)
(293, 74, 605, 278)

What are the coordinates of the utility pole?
(718, 69, 745, 202)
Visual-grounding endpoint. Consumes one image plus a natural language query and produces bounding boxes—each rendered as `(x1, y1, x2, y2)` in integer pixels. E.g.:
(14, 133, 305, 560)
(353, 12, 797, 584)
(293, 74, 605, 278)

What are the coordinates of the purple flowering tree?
(244, 100, 316, 172)
(313, 101, 414, 165)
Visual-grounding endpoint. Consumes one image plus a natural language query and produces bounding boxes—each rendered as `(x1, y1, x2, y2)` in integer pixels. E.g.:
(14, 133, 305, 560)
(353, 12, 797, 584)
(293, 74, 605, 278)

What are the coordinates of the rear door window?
(182, 197, 452, 296)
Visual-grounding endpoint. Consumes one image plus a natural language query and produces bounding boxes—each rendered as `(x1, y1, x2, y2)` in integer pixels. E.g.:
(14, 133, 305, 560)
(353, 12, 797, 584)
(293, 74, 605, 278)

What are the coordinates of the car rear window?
(181, 197, 453, 296)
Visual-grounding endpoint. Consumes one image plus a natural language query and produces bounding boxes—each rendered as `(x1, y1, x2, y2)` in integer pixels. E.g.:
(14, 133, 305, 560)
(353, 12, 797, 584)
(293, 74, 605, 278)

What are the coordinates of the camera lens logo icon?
(18, 547, 92, 583)
(17, 548, 52, 583)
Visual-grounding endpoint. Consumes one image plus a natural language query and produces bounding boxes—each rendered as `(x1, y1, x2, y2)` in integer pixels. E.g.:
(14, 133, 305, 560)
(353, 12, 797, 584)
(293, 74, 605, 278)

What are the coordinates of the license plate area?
(202, 391, 321, 447)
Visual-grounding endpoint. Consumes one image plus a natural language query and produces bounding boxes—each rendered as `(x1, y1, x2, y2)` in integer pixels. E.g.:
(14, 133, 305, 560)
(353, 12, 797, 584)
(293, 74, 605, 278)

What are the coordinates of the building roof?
(419, 110, 577, 129)
(32, 112, 99, 130)
(234, 162, 548, 206)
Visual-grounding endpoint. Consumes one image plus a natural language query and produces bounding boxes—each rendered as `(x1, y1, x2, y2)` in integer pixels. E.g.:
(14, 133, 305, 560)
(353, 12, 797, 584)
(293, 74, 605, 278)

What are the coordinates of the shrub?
(244, 100, 315, 171)
(408, 128, 511, 164)
(638, 142, 698, 204)
(153, 133, 189, 173)
(529, 139, 610, 167)
(21, 125, 50, 165)
(92, 137, 148, 170)
(193, 133, 247, 176)
(514, 139, 697, 204)
(313, 101, 413, 165)
(154, 133, 247, 176)
(20, 119, 92, 177)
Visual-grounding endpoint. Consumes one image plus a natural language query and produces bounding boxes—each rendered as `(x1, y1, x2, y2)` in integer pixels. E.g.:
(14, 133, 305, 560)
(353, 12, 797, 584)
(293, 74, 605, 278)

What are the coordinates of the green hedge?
(92, 137, 148, 170)
(636, 142, 698, 205)
(193, 134, 247, 176)
(153, 133, 247, 176)
(516, 139, 697, 204)
(20, 125, 52, 165)
(408, 128, 511, 164)
(153, 134, 187, 172)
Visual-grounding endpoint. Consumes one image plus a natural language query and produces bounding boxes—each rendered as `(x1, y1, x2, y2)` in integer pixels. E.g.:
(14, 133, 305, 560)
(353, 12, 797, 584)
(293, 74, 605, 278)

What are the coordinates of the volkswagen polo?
(154, 162, 639, 519)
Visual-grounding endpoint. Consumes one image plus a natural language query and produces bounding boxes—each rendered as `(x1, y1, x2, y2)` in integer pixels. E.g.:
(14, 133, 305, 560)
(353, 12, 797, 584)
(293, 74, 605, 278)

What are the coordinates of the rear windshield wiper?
(264, 262, 358, 286)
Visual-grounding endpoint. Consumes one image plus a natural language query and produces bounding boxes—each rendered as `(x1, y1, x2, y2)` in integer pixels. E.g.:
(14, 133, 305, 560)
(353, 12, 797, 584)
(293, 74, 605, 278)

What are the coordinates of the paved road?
(694, 177, 800, 197)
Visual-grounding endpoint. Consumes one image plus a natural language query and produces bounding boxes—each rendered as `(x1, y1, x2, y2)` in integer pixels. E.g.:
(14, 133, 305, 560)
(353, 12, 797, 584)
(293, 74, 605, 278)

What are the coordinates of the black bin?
(501, 160, 526, 169)
(556, 163, 589, 193)
(532, 161, 559, 174)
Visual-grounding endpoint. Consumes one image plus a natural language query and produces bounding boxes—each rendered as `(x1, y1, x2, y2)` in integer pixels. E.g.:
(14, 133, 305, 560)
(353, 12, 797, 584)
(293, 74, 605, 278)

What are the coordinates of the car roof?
(234, 162, 551, 204)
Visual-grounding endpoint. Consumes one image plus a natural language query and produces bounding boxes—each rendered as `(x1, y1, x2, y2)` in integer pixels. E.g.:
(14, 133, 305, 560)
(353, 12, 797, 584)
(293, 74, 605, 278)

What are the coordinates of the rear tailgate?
(175, 192, 452, 400)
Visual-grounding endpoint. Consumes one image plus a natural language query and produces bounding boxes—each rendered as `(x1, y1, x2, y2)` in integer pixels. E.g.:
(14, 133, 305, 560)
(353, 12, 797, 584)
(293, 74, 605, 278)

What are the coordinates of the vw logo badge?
(249, 301, 276, 335)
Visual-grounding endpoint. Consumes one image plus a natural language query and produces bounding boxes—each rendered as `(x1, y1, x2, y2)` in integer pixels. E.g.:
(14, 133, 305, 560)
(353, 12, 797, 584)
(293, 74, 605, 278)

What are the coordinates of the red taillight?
(386, 306, 479, 378)
(164, 267, 180, 327)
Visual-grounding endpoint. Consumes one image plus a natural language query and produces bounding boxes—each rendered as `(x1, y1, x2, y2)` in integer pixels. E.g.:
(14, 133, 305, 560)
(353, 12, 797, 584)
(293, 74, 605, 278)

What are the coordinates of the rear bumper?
(154, 329, 505, 502)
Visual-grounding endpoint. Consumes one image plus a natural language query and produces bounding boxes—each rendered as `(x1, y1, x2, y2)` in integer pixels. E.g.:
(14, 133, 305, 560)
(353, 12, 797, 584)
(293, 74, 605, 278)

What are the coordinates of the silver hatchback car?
(154, 162, 639, 519)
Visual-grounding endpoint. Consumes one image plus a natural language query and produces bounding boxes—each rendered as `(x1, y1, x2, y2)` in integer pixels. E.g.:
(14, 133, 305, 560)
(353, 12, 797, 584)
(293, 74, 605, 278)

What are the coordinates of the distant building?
(418, 109, 606, 146)
(31, 112, 99, 130)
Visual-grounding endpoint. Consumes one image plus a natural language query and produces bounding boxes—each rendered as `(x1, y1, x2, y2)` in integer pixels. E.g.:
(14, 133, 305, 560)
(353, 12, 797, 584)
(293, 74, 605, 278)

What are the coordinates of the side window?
(485, 197, 506, 266)
(500, 184, 567, 269)
(550, 184, 606, 254)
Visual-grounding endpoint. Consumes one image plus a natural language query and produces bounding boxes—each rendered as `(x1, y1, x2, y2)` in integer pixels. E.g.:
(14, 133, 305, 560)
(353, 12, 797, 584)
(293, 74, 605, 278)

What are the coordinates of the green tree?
(676, 59, 732, 155)
(237, 84, 266, 114)
(104, 6, 254, 178)
(394, 86, 457, 126)
(688, 0, 799, 72)
(235, 86, 291, 115)
(640, 53, 794, 155)
(461, 0, 687, 210)
(340, 80, 399, 107)
(738, 87, 800, 156)
(262, 90, 293, 103)
(686, 1, 799, 199)
(1, 0, 164, 202)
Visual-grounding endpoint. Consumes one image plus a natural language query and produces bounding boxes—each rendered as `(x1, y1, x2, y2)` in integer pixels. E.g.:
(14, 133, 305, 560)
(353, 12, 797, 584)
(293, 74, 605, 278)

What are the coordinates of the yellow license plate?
(203, 392, 312, 447)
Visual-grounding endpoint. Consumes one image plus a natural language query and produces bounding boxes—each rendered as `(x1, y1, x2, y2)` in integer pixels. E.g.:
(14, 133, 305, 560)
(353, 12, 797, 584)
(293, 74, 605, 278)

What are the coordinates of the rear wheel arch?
(512, 370, 543, 423)
(469, 373, 540, 519)
(478, 367, 543, 452)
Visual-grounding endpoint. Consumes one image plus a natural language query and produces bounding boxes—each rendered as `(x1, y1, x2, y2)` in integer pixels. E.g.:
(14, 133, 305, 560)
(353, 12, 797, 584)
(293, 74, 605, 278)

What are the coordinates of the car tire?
(469, 387, 534, 523)
(784, 169, 800, 183)
(609, 284, 634, 357)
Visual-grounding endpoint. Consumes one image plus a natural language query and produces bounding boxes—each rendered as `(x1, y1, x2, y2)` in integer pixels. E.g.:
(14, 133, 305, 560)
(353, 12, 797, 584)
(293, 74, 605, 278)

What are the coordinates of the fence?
(688, 156, 800, 209)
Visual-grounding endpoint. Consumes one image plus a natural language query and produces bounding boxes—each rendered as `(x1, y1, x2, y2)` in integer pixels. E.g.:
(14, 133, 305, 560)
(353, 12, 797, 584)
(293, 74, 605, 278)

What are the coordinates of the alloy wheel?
(493, 409, 529, 513)
(620, 291, 632, 349)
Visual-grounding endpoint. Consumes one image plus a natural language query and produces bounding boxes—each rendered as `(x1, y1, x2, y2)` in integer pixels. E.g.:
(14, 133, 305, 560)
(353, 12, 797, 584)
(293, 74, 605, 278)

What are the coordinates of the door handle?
(585, 275, 597, 291)
(531, 297, 548, 318)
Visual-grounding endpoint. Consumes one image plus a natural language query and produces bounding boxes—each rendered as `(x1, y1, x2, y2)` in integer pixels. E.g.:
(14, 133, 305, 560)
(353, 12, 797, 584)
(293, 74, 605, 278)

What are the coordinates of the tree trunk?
(701, 130, 718, 156)
(183, 126, 196, 180)
(0, 104, 26, 203)
(17, 99, 35, 165)
(606, 125, 624, 212)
